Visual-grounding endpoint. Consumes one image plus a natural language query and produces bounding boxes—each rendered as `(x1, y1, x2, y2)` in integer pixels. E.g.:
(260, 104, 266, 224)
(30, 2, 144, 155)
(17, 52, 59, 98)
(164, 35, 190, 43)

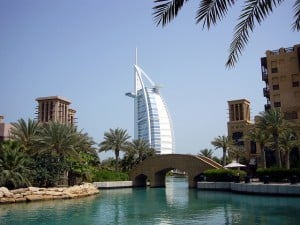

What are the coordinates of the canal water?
(1, 177, 300, 225)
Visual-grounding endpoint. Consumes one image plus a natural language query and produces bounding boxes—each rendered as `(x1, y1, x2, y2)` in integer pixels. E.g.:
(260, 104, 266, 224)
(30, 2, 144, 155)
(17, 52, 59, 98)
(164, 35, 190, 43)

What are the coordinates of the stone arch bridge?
(129, 154, 223, 188)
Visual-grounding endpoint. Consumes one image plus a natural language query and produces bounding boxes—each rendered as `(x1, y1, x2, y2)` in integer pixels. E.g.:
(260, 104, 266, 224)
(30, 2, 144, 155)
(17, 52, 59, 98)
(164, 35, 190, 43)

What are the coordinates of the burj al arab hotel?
(126, 52, 175, 154)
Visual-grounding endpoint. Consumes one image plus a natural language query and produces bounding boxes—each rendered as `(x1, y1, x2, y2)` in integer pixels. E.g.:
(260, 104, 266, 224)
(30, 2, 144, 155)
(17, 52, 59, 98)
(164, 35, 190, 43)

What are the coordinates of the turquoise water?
(1, 177, 300, 225)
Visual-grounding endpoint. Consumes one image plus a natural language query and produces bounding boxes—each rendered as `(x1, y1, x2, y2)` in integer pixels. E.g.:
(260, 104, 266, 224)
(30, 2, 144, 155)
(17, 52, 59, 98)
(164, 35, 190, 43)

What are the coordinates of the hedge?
(256, 168, 300, 182)
(203, 169, 246, 182)
(92, 169, 129, 182)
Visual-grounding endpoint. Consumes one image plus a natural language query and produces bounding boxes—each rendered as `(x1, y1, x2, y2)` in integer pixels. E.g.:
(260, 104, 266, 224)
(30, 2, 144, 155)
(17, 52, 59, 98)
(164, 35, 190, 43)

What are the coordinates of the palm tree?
(256, 108, 289, 168)
(228, 144, 246, 163)
(198, 148, 214, 159)
(36, 122, 81, 185)
(66, 131, 99, 185)
(128, 139, 155, 163)
(37, 121, 80, 158)
(99, 128, 131, 171)
(279, 130, 299, 169)
(211, 135, 230, 166)
(10, 118, 40, 153)
(245, 127, 270, 168)
(152, 0, 300, 68)
(0, 141, 32, 189)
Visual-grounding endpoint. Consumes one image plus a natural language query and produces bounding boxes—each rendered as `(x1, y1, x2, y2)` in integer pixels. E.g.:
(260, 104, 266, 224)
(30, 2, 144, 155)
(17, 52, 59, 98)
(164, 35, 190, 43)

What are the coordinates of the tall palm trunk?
(285, 151, 290, 169)
(260, 144, 266, 169)
(222, 148, 226, 166)
(274, 135, 282, 168)
(115, 149, 120, 171)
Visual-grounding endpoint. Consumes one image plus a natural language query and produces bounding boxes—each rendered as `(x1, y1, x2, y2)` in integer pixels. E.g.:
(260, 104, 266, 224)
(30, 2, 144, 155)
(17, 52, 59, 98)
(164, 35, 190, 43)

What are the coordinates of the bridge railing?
(196, 156, 223, 169)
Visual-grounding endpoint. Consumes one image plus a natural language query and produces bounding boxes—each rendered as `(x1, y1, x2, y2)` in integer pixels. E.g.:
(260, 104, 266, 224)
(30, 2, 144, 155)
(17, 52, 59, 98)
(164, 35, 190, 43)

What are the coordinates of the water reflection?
(1, 178, 300, 225)
(165, 176, 188, 208)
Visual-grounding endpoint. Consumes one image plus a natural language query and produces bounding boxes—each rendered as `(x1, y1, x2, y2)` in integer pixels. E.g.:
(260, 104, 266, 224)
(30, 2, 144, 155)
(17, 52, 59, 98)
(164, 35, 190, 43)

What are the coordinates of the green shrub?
(203, 169, 246, 182)
(92, 169, 129, 182)
(256, 168, 300, 182)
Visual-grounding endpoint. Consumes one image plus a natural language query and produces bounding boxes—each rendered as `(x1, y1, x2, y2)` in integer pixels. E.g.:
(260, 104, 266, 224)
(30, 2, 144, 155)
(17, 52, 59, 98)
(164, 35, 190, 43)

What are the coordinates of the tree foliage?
(1, 119, 100, 188)
(99, 128, 131, 171)
(0, 141, 32, 189)
(153, 0, 300, 68)
(211, 135, 231, 166)
(198, 148, 214, 158)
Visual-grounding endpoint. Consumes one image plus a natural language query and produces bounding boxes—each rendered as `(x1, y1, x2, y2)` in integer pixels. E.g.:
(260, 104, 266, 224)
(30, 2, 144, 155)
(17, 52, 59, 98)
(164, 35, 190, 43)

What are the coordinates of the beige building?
(0, 115, 13, 142)
(227, 99, 257, 165)
(227, 44, 300, 168)
(35, 96, 76, 125)
(261, 44, 300, 122)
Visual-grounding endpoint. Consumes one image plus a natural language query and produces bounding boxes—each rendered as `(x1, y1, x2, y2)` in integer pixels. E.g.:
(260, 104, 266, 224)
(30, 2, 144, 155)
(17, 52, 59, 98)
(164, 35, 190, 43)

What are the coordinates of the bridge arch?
(129, 154, 223, 188)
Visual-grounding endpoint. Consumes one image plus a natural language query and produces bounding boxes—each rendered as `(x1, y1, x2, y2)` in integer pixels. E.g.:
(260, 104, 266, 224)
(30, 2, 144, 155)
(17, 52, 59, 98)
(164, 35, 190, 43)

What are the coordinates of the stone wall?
(0, 183, 99, 204)
(197, 181, 300, 195)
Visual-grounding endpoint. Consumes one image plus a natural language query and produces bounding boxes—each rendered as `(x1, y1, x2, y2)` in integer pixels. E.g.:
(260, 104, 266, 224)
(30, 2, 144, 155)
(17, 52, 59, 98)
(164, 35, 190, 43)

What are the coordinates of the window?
(274, 102, 281, 107)
(271, 61, 278, 73)
(292, 74, 300, 87)
(239, 103, 244, 120)
(235, 104, 239, 120)
(232, 132, 243, 144)
(273, 84, 279, 90)
(273, 94, 281, 108)
(272, 77, 279, 90)
(250, 141, 257, 154)
(293, 81, 300, 87)
(230, 104, 234, 121)
(284, 111, 298, 120)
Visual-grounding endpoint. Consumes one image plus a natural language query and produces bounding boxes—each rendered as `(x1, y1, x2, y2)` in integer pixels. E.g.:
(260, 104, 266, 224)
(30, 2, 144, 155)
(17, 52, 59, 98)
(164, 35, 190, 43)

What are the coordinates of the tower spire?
(135, 47, 138, 65)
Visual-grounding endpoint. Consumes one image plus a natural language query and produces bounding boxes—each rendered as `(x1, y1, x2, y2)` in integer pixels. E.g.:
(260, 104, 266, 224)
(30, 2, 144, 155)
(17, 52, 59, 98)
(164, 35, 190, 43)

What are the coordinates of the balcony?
(264, 104, 271, 111)
(262, 71, 268, 82)
(263, 87, 270, 98)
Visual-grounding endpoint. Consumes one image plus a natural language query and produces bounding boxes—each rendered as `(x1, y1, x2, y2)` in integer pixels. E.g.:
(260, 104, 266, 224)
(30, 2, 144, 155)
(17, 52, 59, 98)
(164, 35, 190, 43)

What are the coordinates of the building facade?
(0, 115, 12, 142)
(227, 44, 300, 168)
(261, 44, 300, 122)
(227, 99, 258, 166)
(126, 59, 175, 154)
(35, 96, 76, 125)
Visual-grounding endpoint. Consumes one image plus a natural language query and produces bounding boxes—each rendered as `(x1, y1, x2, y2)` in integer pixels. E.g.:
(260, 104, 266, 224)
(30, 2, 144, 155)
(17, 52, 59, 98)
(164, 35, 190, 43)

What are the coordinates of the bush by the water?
(256, 168, 300, 182)
(92, 169, 129, 182)
(203, 169, 246, 182)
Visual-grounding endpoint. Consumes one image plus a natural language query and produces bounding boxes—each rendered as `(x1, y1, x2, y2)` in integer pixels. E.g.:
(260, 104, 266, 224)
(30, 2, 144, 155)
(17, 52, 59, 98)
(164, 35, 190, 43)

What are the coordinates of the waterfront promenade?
(197, 181, 300, 195)
(94, 180, 300, 196)
(2, 180, 300, 204)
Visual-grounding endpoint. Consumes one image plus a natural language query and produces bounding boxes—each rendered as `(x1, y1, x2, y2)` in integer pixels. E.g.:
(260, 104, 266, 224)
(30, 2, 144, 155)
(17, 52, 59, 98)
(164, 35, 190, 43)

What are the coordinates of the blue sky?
(0, 1, 299, 159)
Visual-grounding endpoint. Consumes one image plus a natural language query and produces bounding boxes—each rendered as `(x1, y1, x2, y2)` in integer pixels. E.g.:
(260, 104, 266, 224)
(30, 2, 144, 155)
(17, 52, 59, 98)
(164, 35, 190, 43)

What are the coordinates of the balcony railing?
(262, 71, 268, 82)
(263, 87, 270, 98)
(264, 104, 271, 111)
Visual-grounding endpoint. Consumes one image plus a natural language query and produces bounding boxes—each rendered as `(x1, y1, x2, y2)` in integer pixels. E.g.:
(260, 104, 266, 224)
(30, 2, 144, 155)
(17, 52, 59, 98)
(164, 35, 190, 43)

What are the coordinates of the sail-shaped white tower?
(126, 51, 175, 154)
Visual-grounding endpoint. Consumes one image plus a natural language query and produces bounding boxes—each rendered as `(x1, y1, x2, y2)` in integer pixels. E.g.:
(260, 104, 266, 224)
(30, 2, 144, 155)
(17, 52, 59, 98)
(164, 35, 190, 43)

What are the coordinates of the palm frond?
(226, 0, 284, 68)
(153, 0, 189, 26)
(292, 0, 300, 31)
(196, 0, 236, 29)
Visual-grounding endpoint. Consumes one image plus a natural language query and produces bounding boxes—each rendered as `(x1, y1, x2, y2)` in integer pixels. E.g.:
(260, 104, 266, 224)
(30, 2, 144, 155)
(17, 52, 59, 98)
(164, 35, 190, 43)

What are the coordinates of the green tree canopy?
(0, 141, 32, 189)
(99, 128, 131, 171)
(255, 108, 290, 168)
(10, 118, 40, 153)
(245, 127, 270, 168)
(198, 148, 214, 158)
(211, 135, 231, 166)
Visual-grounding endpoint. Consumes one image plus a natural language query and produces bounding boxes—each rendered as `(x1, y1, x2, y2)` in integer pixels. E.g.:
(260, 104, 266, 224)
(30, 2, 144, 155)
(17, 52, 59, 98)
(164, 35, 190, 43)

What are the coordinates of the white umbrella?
(224, 160, 246, 168)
